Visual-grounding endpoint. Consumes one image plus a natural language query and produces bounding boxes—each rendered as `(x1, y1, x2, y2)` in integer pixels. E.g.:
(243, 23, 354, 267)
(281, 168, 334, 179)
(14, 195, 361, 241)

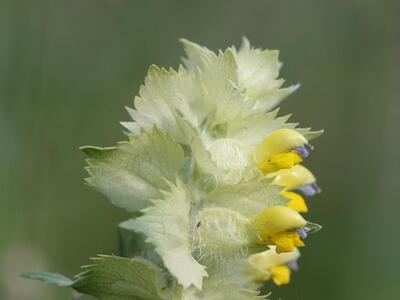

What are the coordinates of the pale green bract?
(22, 38, 323, 300)
(179, 277, 268, 300)
(81, 127, 185, 212)
(122, 38, 321, 184)
(232, 37, 300, 112)
(202, 175, 287, 218)
(121, 180, 208, 290)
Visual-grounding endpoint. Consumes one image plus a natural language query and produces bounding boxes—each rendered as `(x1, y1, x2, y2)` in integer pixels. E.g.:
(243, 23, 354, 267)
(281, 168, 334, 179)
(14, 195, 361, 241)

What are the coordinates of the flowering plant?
(22, 38, 323, 299)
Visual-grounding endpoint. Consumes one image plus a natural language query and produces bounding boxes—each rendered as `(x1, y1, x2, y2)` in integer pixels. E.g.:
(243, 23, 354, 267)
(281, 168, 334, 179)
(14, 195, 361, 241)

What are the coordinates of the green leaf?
(21, 272, 74, 287)
(122, 180, 207, 289)
(203, 174, 287, 218)
(122, 65, 208, 144)
(180, 276, 268, 300)
(181, 39, 253, 127)
(117, 223, 163, 267)
(81, 127, 184, 212)
(180, 38, 215, 70)
(124, 39, 314, 147)
(226, 109, 296, 146)
(296, 127, 324, 141)
(73, 255, 173, 300)
(226, 108, 323, 146)
(190, 134, 218, 177)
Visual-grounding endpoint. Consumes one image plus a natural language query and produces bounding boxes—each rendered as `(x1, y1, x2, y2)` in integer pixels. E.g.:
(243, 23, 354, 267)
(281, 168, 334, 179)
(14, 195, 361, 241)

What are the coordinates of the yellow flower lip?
(267, 231, 305, 253)
(271, 265, 291, 285)
(255, 129, 308, 163)
(282, 191, 308, 213)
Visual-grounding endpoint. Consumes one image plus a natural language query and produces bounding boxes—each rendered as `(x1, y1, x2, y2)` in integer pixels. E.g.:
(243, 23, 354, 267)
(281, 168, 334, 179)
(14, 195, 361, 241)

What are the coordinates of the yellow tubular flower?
(269, 165, 316, 191)
(247, 247, 300, 285)
(252, 206, 307, 253)
(255, 129, 309, 174)
(268, 165, 320, 213)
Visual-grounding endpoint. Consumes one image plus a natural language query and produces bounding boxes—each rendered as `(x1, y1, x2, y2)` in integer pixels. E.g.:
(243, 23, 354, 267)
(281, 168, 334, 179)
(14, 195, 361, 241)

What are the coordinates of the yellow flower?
(247, 247, 300, 285)
(268, 165, 320, 213)
(252, 206, 307, 253)
(255, 129, 309, 174)
(270, 165, 316, 191)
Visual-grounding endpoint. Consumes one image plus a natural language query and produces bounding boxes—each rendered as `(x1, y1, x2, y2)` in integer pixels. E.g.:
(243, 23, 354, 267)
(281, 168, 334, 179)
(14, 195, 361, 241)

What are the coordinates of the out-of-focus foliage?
(1, 1, 399, 300)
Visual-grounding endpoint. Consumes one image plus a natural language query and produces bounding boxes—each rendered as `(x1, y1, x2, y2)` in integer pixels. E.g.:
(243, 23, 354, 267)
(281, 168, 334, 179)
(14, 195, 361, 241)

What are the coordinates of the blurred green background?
(1, 1, 399, 299)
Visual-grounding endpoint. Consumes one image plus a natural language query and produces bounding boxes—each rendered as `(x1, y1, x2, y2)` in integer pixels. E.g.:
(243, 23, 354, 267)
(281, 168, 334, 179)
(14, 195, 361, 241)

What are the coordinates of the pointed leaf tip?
(21, 272, 74, 287)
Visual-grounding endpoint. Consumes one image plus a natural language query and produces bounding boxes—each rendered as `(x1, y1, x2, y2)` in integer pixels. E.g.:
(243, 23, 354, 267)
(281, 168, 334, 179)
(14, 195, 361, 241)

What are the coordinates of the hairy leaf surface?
(81, 128, 184, 212)
(122, 180, 207, 289)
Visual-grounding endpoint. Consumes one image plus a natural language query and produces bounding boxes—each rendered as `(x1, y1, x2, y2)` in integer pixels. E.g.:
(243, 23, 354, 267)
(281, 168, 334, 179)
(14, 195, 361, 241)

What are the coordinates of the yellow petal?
(252, 206, 307, 239)
(257, 152, 302, 174)
(282, 191, 308, 213)
(292, 233, 305, 248)
(255, 129, 308, 162)
(269, 165, 316, 190)
(271, 265, 291, 286)
(262, 232, 305, 254)
(273, 233, 296, 253)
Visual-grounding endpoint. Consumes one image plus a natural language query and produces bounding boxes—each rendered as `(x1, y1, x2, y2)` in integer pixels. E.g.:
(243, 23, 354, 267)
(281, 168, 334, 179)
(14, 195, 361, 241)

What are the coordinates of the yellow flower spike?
(255, 129, 308, 163)
(282, 191, 308, 213)
(270, 265, 291, 285)
(257, 152, 302, 174)
(269, 165, 316, 191)
(252, 206, 307, 253)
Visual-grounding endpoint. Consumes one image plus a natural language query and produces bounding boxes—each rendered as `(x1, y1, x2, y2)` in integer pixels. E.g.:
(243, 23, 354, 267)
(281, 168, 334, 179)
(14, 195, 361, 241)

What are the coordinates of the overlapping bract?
(24, 39, 323, 300)
(85, 39, 322, 299)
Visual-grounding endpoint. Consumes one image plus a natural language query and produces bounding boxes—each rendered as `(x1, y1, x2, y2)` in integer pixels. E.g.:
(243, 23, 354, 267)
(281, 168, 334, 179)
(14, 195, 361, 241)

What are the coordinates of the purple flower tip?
(293, 146, 309, 158)
(296, 227, 308, 240)
(286, 260, 299, 271)
(296, 183, 320, 197)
